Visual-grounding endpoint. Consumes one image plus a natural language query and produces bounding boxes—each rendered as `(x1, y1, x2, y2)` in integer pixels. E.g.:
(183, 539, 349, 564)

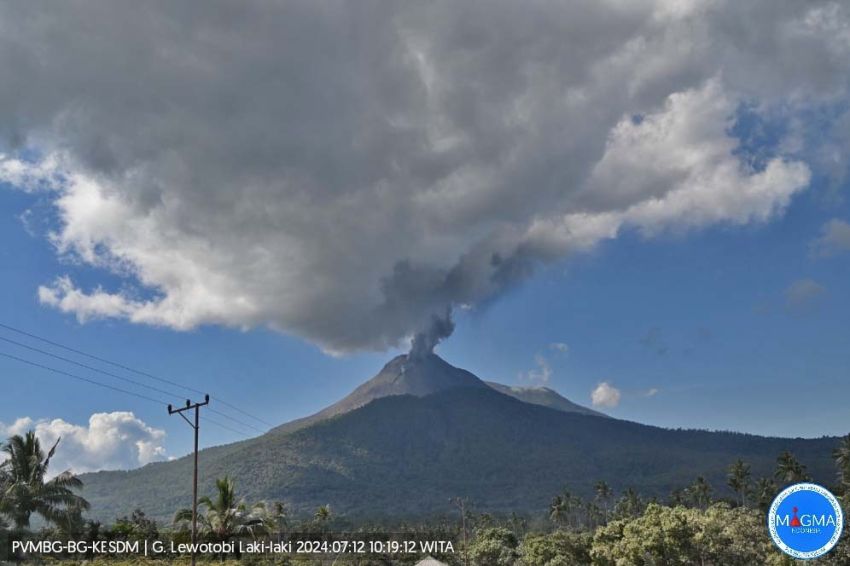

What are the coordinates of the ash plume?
(409, 309, 455, 360)
(0, 0, 840, 354)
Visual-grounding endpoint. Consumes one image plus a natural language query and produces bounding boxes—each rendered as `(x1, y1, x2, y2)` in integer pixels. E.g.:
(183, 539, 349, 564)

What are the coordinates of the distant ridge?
(485, 381, 607, 418)
(78, 353, 839, 522)
(273, 353, 600, 434)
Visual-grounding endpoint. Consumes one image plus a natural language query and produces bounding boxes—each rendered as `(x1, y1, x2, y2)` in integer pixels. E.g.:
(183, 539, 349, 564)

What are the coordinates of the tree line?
(543, 444, 846, 533)
(3, 429, 850, 565)
(461, 435, 850, 565)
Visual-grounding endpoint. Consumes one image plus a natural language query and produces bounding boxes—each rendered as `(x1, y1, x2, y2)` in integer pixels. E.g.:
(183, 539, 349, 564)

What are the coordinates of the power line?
(209, 399, 270, 429)
(202, 416, 253, 437)
(0, 350, 167, 406)
(0, 322, 273, 428)
(0, 349, 254, 440)
(0, 333, 265, 434)
(206, 407, 265, 434)
(0, 334, 183, 400)
(0, 322, 205, 393)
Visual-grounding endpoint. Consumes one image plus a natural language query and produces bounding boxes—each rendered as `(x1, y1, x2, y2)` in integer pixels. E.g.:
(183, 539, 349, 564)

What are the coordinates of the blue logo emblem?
(768, 483, 844, 560)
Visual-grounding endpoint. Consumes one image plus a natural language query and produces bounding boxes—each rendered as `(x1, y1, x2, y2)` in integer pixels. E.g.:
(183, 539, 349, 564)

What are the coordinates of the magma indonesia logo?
(768, 482, 844, 560)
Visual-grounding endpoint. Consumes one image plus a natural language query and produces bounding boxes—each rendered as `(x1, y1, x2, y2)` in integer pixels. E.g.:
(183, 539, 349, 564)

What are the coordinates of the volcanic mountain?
(274, 353, 602, 434)
(484, 381, 607, 418)
(78, 353, 839, 522)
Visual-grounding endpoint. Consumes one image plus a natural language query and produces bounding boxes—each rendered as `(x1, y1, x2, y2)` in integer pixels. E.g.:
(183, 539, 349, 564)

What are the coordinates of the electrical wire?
(0, 350, 168, 406)
(202, 416, 253, 437)
(0, 321, 272, 429)
(0, 334, 265, 434)
(0, 350, 254, 439)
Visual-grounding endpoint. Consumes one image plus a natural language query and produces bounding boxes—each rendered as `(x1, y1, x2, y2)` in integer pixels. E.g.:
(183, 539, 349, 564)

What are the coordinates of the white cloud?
(38, 275, 141, 323)
(811, 219, 850, 257)
(591, 382, 622, 408)
(549, 343, 569, 354)
(518, 354, 552, 387)
(0, 0, 846, 353)
(645, 388, 660, 398)
(0, 412, 167, 475)
(0, 153, 65, 192)
(519, 345, 568, 386)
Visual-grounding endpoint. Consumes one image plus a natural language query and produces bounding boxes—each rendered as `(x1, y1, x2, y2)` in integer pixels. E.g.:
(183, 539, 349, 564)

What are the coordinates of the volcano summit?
(78, 354, 837, 521)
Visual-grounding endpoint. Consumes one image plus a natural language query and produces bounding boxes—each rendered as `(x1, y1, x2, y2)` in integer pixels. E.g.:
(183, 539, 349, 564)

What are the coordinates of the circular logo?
(768, 482, 844, 560)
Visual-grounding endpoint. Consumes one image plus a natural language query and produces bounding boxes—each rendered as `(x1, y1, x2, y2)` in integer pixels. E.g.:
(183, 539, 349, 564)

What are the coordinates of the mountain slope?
(272, 353, 488, 434)
(274, 354, 600, 434)
(79, 385, 839, 522)
(485, 381, 606, 417)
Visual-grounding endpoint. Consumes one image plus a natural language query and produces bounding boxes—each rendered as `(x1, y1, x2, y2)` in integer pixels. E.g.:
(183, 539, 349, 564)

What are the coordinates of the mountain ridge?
(76, 354, 840, 522)
(484, 381, 607, 418)
(272, 353, 600, 434)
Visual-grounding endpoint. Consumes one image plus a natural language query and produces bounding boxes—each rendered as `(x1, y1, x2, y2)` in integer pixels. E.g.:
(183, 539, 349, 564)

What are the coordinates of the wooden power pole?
(451, 497, 469, 566)
(168, 394, 209, 566)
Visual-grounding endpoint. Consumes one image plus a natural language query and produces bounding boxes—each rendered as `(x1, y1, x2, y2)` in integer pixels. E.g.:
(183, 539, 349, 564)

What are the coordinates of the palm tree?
(687, 476, 712, 509)
(754, 477, 777, 512)
(312, 504, 335, 533)
(727, 459, 751, 507)
(0, 431, 89, 530)
(775, 450, 809, 485)
(0, 502, 8, 531)
(508, 512, 527, 537)
(833, 435, 850, 490)
(173, 476, 265, 545)
(669, 487, 687, 507)
(594, 481, 613, 522)
(255, 501, 287, 541)
(314, 504, 331, 524)
(0, 479, 9, 529)
(548, 494, 567, 527)
(52, 504, 87, 538)
(549, 490, 581, 529)
(613, 488, 643, 519)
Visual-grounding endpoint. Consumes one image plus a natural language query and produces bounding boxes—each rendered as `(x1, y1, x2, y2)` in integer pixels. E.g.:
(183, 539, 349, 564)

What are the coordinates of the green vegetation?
(456, 441, 850, 565)
(775, 450, 810, 484)
(4, 426, 850, 564)
(460, 503, 847, 565)
(726, 458, 750, 507)
(833, 435, 850, 491)
(0, 431, 89, 561)
(77, 388, 840, 521)
(173, 476, 269, 543)
(0, 431, 89, 530)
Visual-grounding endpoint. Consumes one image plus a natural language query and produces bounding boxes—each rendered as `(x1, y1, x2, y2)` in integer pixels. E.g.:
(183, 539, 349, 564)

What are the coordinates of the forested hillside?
(80, 386, 837, 522)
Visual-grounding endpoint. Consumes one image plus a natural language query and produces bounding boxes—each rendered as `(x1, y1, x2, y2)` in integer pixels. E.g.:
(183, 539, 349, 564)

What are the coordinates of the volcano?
(273, 353, 490, 434)
(485, 381, 607, 418)
(274, 353, 601, 434)
(78, 353, 839, 522)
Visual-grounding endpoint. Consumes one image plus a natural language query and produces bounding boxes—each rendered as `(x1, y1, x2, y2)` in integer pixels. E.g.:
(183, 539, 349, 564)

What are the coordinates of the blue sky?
(2, 172, 848, 460)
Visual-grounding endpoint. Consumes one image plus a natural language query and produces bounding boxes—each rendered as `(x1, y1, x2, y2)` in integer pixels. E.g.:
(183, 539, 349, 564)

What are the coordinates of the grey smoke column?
(408, 309, 455, 360)
(0, 0, 842, 353)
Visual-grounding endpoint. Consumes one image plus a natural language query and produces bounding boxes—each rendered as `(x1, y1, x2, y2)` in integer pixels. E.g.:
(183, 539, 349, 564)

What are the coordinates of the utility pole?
(168, 395, 209, 566)
(450, 497, 469, 566)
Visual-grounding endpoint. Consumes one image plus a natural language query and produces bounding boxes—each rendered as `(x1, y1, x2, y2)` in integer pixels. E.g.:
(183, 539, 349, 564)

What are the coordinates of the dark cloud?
(409, 309, 455, 359)
(1, 0, 847, 352)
